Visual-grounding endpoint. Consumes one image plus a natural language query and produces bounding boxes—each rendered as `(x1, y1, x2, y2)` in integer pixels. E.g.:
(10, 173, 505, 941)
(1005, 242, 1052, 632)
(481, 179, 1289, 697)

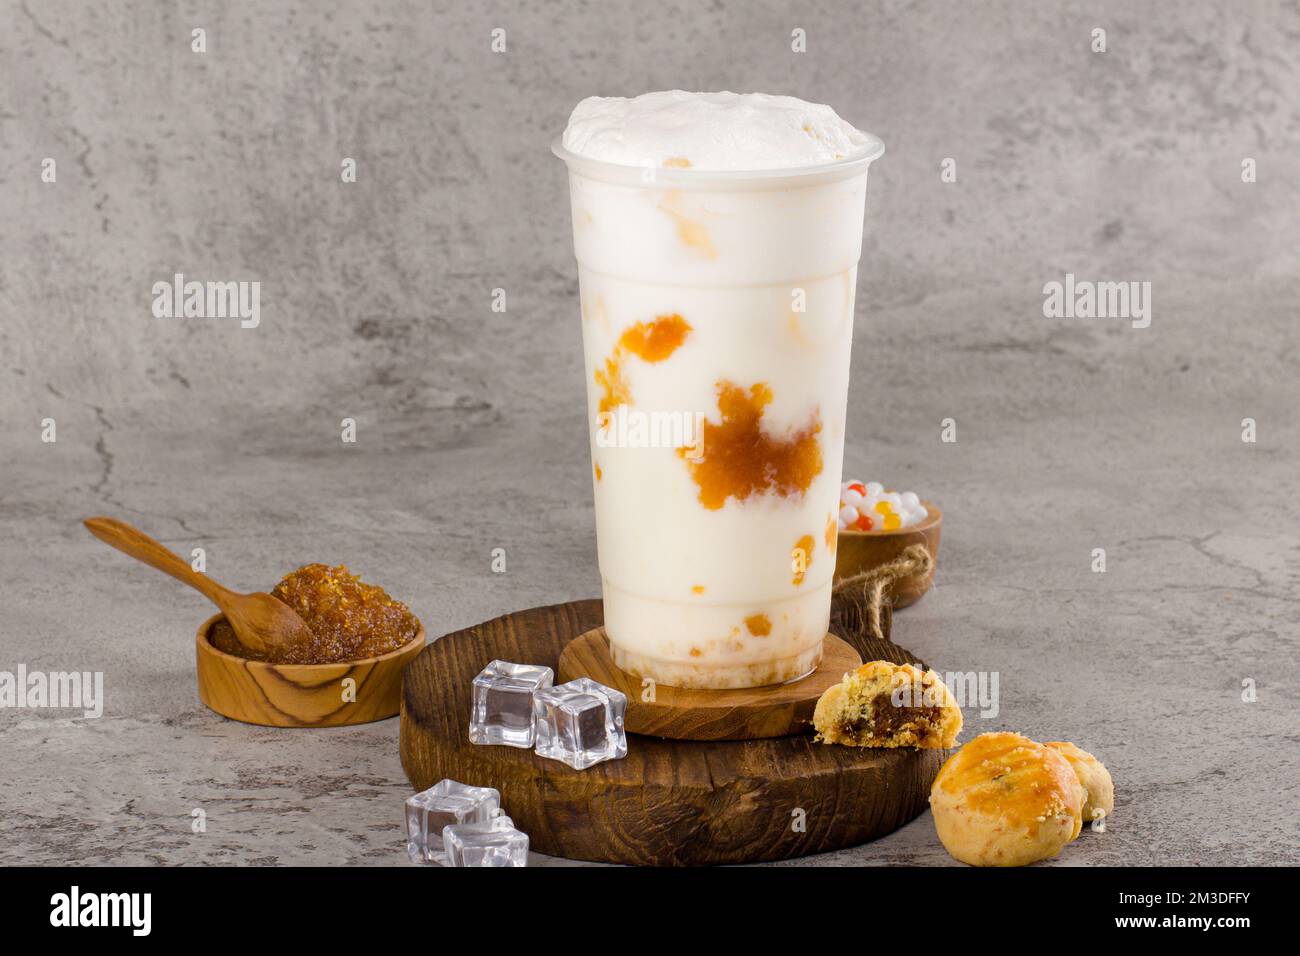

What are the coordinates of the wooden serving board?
(400, 599, 943, 866)
(558, 627, 862, 741)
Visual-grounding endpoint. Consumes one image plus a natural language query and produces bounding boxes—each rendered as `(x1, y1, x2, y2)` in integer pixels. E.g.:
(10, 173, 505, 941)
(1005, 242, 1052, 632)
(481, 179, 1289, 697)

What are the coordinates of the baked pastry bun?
(813, 661, 962, 748)
(1045, 741, 1114, 825)
(929, 731, 1084, 866)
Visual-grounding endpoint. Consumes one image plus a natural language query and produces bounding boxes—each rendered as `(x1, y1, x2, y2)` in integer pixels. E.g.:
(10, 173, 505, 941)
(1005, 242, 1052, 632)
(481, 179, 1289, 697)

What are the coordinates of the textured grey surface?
(1, 0, 1297, 866)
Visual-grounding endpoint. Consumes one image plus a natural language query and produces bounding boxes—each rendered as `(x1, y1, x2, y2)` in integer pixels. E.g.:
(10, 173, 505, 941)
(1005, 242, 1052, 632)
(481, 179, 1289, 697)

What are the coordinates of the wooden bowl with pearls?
(832, 500, 942, 609)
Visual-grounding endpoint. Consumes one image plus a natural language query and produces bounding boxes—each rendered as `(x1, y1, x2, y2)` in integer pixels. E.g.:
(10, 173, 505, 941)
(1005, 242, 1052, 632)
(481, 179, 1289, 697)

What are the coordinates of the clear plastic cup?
(554, 135, 884, 689)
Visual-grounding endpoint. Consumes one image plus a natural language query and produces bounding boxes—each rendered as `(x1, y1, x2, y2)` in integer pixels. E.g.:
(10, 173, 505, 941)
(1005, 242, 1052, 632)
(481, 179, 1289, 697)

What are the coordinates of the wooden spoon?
(84, 516, 314, 658)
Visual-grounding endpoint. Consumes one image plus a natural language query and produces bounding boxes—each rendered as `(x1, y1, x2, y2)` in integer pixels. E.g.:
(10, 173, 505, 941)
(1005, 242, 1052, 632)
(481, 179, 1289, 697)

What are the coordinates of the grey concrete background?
(1, 0, 1297, 866)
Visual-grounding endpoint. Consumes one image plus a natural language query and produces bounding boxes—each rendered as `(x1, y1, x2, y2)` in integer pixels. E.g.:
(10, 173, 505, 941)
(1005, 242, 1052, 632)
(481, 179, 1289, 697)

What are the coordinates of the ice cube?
(469, 660, 554, 748)
(533, 677, 628, 770)
(405, 779, 500, 865)
(443, 814, 529, 867)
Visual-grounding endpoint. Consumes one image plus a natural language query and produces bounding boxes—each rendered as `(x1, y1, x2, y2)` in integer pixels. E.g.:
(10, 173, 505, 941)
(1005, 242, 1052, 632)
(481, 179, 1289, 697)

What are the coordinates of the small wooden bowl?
(196, 614, 426, 727)
(833, 500, 942, 610)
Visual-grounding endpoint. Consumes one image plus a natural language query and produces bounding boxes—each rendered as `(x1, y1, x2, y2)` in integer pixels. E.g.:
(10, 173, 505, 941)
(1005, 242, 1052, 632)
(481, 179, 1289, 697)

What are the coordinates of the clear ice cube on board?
(533, 677, 628, 770)
(469, 660, 554, 748)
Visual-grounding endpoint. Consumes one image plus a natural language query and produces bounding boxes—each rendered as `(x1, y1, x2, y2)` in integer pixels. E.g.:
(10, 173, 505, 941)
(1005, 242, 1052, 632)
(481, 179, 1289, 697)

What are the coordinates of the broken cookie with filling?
(813, 660, 962, 748)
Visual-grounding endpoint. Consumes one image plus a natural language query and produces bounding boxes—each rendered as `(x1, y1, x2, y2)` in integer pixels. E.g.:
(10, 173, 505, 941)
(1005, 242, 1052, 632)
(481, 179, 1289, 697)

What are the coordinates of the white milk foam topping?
(561, 90, 870, 171)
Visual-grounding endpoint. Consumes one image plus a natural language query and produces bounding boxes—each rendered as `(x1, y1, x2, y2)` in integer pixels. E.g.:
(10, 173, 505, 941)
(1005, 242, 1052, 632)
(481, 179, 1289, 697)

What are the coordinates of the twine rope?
(832, 543, 934, 642)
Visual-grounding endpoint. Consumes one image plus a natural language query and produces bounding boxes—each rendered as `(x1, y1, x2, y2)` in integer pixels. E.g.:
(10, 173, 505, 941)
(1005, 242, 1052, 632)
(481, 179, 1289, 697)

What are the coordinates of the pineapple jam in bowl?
(197, 564, 425, 727)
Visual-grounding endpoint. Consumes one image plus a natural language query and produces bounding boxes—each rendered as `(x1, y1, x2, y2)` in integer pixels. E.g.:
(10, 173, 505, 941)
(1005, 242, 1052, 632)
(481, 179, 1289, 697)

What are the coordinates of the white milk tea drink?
(555, 91, 883, 688)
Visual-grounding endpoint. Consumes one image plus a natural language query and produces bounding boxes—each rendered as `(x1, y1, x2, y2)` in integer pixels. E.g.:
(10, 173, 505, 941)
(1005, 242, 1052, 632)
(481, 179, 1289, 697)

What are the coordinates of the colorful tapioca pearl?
(839, 479, 929, 532)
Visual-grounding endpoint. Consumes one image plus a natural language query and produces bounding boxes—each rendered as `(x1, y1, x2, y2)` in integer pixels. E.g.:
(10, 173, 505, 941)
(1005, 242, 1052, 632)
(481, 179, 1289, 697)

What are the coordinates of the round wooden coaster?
(399, 599, 945, 866)
(557, 628, 862, 741)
